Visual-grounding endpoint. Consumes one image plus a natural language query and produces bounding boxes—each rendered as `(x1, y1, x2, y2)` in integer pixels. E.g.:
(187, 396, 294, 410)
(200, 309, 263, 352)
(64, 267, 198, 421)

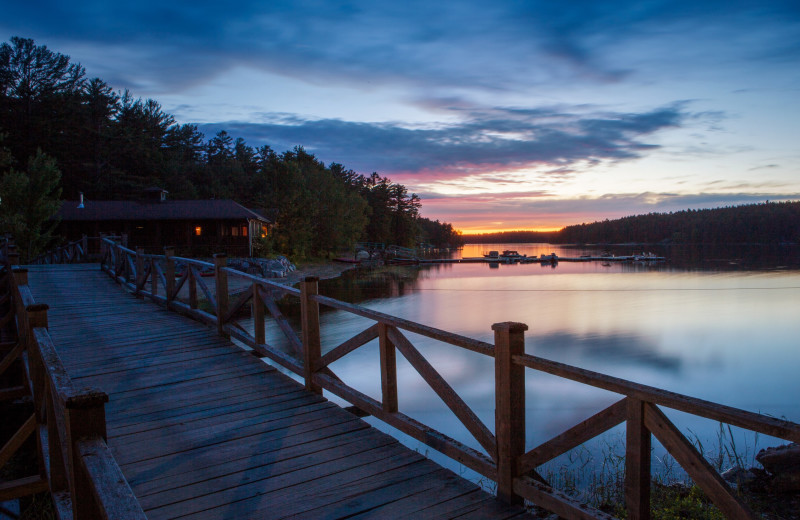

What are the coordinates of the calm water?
(243, 243, 800, 482)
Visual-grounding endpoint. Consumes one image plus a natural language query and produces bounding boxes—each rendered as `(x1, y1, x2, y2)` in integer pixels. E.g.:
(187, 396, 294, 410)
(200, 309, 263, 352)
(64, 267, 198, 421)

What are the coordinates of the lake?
(242, 243, 800, 485)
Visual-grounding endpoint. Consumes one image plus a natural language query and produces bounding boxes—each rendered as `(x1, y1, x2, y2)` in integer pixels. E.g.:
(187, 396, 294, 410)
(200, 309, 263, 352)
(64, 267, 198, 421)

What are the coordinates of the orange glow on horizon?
(458, 226, 564, 235)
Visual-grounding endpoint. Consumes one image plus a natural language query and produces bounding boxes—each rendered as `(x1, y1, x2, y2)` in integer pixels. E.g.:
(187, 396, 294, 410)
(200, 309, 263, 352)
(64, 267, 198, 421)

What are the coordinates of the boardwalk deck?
(26, 264, 532, 520)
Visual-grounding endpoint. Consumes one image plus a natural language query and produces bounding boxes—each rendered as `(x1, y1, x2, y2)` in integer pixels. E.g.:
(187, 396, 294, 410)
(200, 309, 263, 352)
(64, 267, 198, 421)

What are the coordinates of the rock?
(721, 465, 756, 485)
(756, 443, 800, 474)
(757, 443, 800, 492)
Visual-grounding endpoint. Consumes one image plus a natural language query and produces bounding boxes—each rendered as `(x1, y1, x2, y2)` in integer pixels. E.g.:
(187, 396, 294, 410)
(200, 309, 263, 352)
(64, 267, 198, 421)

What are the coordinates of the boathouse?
(56, 188, 270, 256)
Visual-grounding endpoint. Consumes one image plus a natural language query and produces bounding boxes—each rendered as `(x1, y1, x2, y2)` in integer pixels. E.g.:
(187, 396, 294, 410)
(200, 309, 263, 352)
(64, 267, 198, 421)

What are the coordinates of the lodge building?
(56, 188, 270, 257)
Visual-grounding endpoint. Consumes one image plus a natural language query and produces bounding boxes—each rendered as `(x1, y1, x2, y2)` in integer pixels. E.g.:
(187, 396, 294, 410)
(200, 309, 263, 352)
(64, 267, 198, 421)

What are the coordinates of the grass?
(527, 425, 796, 519)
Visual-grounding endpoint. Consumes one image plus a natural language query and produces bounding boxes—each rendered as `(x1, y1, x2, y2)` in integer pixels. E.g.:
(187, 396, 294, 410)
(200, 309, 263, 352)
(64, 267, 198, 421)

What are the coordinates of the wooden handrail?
(0, 251, 146, 519)
(95, 238, 800, 520)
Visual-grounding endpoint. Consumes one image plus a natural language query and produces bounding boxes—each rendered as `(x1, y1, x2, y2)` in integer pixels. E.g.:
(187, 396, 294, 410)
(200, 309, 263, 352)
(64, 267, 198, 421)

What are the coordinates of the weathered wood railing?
(30, 235, 121, 265)
(99, 238, 800, 520)
(0, 249, 145, 519)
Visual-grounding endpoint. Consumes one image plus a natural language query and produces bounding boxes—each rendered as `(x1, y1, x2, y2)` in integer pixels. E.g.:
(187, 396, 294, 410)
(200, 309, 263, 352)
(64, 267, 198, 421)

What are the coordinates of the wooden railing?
(99, 238, 800, 520)
(0, 247, 145, 519)
(30, 235, 116, 265)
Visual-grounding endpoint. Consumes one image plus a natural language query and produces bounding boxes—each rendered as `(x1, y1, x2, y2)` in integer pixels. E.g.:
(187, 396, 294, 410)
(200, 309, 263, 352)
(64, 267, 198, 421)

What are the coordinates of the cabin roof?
(58, 199, 270, 223)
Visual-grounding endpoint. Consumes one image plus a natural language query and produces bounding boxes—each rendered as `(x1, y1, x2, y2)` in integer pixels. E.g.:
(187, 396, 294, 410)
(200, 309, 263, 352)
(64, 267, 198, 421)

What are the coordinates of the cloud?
(198, 102, 687, 176)
(4, 0, 799, 94)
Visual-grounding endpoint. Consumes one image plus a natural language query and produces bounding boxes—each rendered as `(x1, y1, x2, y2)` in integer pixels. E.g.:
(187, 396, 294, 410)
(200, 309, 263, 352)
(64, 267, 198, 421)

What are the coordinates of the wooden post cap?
(26, 303, 49, 313)
(304, 276, 320, 283)
(65, 388, 109, 409)
(213, 253, 227, 259)
(492, 322, 528, 333)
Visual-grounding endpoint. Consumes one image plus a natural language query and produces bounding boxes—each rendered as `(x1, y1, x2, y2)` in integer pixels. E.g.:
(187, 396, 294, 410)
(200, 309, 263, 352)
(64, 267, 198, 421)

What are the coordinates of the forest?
(0, 37, 463, 260)
(464, 201, 800, 245)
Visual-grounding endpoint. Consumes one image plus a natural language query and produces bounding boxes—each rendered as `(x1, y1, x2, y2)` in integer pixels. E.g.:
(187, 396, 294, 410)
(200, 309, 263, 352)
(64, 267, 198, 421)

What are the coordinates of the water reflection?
(243, 244, 800, 485)
(533, 332, 683, 372)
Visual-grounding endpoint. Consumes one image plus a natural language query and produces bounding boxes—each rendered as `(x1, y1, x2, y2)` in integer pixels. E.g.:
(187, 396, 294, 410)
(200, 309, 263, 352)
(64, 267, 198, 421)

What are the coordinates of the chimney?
(78, 192, 85, 209)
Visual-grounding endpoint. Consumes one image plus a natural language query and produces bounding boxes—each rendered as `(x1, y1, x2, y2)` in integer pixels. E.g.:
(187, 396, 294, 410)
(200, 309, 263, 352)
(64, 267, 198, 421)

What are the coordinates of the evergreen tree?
(0, 149, 62, 261)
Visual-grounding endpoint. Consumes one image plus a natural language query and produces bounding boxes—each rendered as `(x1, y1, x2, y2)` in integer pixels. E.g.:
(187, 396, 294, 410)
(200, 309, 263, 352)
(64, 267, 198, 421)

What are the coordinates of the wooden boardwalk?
(26, 264, 532, 520)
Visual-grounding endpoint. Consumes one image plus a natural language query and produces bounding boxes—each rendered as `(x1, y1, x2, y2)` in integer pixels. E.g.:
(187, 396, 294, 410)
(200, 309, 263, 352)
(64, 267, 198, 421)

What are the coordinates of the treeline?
(558, 201, 800, 244)
(0, 37, 462, 258)
(465, 201, 800, 245)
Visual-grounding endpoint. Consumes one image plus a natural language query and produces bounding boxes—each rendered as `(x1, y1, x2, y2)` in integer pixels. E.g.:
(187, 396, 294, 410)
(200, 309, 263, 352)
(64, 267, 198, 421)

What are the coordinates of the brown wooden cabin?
(56, 188, 270, 257)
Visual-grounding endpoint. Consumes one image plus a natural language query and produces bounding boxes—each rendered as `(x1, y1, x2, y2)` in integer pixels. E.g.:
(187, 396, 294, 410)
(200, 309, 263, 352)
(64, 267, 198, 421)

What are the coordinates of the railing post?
(188, 267, 198, 309)
(149, 257, 157, 297)
(25, 303, 49, 460)
(300, 277, 322, 394)
(164, 246, 175, 304)
(253, 284, 265, 345)
(134, 247, 144, 297)
(12, 267, 28, 287)
(121, 233, 128, 248)
(626, 398, 651, 520)
(493, 321, 527, 506)
(214, 254, 228, 336)
(64, 389, 109, 520)
(379, 323, 398, 412)
(81, 234, 88, 258)
(8, 252, 19, 266)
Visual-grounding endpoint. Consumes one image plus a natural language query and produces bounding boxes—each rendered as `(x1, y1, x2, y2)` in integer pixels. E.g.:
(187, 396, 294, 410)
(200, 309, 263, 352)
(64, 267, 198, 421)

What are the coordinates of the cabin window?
(195, 226, 202, 236)
(231, 226, 239, 237)
(241, 226, 248, 237)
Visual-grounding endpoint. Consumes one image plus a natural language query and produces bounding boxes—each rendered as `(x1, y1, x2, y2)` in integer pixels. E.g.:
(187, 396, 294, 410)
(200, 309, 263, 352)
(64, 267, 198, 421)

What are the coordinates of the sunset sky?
(4, 1, 800, 232)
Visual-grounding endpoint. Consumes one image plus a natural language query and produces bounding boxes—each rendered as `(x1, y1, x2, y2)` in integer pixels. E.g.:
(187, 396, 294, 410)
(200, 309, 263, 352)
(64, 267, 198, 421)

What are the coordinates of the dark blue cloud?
(3, 1, 798, 92)
(197, 103, 687, 175)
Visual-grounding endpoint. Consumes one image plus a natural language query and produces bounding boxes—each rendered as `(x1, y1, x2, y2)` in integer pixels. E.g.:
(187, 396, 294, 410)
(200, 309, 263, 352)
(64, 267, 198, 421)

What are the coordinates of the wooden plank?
(494, 322, 527, 505)
(260, 286, 302, 354)
(344, 473, 480, 519)
(171, 269, 189, 300)
(625, 398, 650, 520)
(514, 352, 800, 443)
(0, 413, 36, 468)
(316, 322, 379, 369)
(107, 377, 299, 427)
(0, 341, 23, 376)
(379, 323, 398, 413)
(112, 401, 341, 465)
(518, 397, 628, 475)
(105, 369, 278, 416)
(77, 437, 147, 520)
(313, 293, 495, 357)
(122, 412, 366, 486)
(389, 326, 496, 459)
(285, 468, 461, 520)
(162, 451, 441, 520)
(26, 265, 535, 520)
(0, 475, 49, 501)
(111, 389, 313, 440)
(222, 286, 252, 324)
(644, 402, 756, 519)
(0, 385, 28, 401)
(130, 425, 386, 498)
(192, 267, 216, 311)
(315, 372, 497, 480)
(513, 477, 613, 520)
(139, 438, 410, 512)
